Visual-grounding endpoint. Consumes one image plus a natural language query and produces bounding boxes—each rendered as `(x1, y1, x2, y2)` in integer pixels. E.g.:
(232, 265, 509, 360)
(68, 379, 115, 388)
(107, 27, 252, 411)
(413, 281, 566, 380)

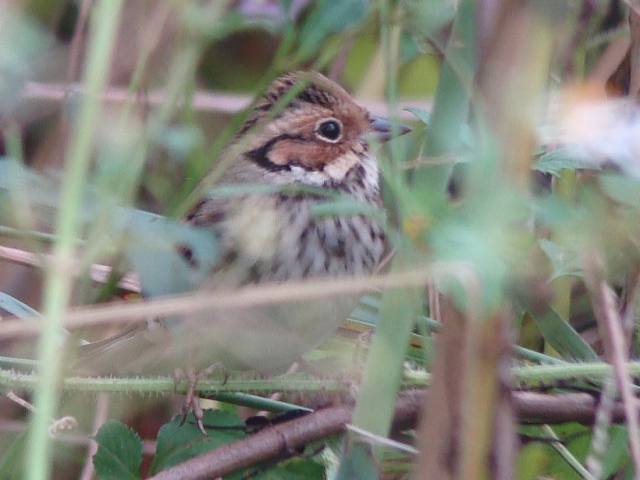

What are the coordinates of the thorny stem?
(3, 362, 640, 396)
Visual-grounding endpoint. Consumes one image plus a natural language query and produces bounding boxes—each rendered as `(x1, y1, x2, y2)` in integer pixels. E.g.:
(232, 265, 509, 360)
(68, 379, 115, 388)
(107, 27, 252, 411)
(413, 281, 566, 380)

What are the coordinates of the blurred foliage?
(3, 0, 640, 479)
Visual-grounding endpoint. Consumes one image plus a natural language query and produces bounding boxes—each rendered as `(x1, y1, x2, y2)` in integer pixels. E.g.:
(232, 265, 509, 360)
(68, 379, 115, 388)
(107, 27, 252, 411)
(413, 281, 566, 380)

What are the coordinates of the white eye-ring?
(315, 117, 343, 143)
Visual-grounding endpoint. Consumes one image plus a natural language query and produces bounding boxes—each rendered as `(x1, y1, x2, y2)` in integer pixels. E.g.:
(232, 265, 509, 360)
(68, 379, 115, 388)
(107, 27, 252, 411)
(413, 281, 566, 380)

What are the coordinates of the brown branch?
(629, 1, 640, 96)
(147, 390, 640, 480)
(147, 391, 420, 480)
(584, 254, 640, 474)
(20, 82, 431, 120)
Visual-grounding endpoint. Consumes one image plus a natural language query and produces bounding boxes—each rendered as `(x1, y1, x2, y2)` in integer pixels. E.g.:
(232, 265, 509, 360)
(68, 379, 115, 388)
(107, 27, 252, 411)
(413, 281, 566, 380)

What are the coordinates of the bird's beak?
(369, 115, 412, 143)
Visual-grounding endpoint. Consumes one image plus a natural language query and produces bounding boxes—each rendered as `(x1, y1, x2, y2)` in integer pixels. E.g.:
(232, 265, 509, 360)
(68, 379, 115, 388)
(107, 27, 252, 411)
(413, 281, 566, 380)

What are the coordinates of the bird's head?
(230, 71, 410, 190)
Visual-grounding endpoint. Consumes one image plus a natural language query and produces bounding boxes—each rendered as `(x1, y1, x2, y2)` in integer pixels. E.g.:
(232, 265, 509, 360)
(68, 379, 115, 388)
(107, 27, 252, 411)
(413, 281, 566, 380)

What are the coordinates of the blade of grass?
(542, 425, 595, 480)
(25, 2, 124, 480)
(0, 292, 41, 319)
(350, 0, 423, 444)
(351, 263, 423, 437)
(410, 0, 476, 193)
(528, 307, 598, 361)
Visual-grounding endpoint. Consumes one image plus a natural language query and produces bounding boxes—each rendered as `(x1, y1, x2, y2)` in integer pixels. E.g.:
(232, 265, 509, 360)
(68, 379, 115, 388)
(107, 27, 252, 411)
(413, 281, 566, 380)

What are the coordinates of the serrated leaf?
(150, 409, 246, 475)
(93, 420, 143, 480)
(336, 442, 379, 480)
(534, 148, 600, 177)
(527, 308, 598, 361)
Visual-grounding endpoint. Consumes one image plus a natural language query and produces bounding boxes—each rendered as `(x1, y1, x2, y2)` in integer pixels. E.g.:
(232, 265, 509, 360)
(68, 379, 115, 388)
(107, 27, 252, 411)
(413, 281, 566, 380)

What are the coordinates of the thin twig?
(6, 390, 35, 412)
(145, 390, 640, 480)
(584, 255, 640, 476)
(146, 391, 422, 480)
(0, 263, 476, 340)
(622, 267, 640, 343)
(586, 375, 616, 479)
(21, 81, 431, 120)
(345, 424, 419, 454)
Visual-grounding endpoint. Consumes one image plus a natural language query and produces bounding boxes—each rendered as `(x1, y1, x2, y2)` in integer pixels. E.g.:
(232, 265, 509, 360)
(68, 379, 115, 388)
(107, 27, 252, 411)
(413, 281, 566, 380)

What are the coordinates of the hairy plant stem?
(3, 362, 640, 397)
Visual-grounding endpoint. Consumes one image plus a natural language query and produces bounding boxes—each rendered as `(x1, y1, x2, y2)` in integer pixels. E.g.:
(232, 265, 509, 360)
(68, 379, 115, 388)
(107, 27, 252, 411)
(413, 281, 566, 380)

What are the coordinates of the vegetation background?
(2, 0, 640, 479)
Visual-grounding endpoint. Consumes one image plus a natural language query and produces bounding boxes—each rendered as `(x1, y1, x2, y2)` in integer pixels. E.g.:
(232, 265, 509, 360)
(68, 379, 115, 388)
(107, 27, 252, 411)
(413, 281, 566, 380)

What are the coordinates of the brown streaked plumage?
(79, 72, 410, 416)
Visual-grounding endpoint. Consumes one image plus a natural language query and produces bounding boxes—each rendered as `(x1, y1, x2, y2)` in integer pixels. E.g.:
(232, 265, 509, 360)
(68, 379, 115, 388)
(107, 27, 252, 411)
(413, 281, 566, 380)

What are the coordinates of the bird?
(76, 71, 410, 428)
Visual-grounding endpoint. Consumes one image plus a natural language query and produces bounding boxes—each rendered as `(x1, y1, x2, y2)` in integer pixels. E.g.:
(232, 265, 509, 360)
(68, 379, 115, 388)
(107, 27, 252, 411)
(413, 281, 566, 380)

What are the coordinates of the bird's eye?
(315, 118, 343, 143)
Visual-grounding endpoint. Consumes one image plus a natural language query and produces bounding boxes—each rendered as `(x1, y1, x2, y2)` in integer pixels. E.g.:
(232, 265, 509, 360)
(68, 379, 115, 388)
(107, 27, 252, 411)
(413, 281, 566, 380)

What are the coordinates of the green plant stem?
(411, 0, 476, 193)
(4, 362, 639, 397)
(350, 0, 424, 443)
(25, 3, 124, 480)
(548, 171, 577, 357)
(0, 225, 73, 244)
(0, 369, 426, 395)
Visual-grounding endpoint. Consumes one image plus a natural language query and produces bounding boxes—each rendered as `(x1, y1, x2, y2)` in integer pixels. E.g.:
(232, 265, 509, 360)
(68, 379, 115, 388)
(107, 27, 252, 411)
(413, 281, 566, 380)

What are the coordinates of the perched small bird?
(78, 71, 409, 425)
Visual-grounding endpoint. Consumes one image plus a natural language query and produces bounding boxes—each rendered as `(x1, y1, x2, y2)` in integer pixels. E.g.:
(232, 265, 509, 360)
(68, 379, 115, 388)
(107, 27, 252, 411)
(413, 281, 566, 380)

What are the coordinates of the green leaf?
(601, 426, 630, 478)
(252, 458, 326, 479)
(93, 420, 143, 480)
(154, 125, 204, 160)
(404, 108, 478, 150)
(403, 0, 457, 37)
(0, 10, 52, 114)
(534, 148, 600, 177)
(542, 423, 592, 479)
(539, 239, 582, 280)
(527, 308, 598, 361)
(336, 442, 379, 480)
(120, 210, 218, 297)
(0, 292, 40, 318)
(599, 173, 640, 207)
(150, 410, 246, 475)
(516, 443, 551, 480)
(310, 199, 384, 220)
(297, 0, 369, 61)
(404, 107, 430, 125)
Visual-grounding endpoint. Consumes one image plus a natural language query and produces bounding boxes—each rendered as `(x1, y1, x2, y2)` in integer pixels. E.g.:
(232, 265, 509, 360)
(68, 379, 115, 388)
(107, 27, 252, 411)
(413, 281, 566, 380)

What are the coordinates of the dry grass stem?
(21, 81, 431, 120)
(584, 256, 640, 475)
(0, 262, 474, 340)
